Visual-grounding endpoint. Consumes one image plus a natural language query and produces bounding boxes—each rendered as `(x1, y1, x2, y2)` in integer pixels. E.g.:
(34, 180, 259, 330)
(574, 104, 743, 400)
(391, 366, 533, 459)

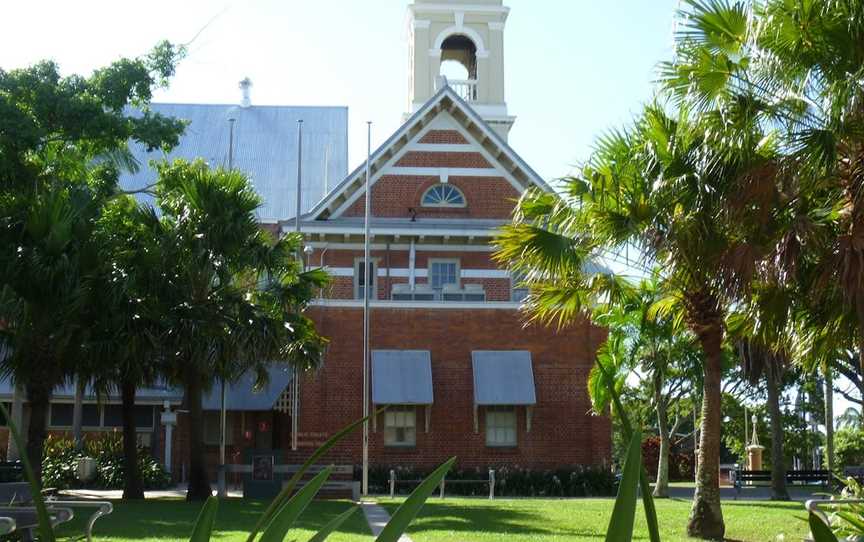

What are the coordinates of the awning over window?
(202, 365, 293, 411)
(372, 350, 434, 405)
(472, 350, 536, 405)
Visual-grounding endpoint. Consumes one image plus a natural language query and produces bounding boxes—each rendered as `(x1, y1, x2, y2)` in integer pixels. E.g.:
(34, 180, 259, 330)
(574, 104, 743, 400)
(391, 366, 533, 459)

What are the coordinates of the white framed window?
(203, 410, 234, 446)
(47, 403, 156, 431)
(354, 258, 378, 300)
(428, 258, 460, 291)
(486, 406, 517, 447)
(384, 405, 417, 447)
(421, 184, 466, 208)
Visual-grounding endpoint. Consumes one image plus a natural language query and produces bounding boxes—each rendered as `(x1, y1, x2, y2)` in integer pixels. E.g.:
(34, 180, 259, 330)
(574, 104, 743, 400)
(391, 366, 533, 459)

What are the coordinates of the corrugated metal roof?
(0, 378, 182, 404)
(202, 365, 293, 411)
(121, 103, 348, 223)
(372, 350, 434, 405)
(472, 350, 536, 405)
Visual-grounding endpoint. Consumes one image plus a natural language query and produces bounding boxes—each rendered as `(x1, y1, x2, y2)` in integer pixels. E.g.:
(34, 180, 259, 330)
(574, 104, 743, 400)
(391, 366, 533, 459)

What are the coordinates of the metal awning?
(472, 350, 536, 405)
(372, 350, 433, 405)
(202, 365, 293, 411)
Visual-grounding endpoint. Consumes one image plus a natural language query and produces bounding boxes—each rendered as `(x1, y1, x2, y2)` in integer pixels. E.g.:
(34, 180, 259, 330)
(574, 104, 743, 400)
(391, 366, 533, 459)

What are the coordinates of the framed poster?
(252, 455, 275, 481)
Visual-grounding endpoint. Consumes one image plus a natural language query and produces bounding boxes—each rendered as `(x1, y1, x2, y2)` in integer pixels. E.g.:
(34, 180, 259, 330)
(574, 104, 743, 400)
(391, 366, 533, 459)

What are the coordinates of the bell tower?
(407, 0, 515, 139)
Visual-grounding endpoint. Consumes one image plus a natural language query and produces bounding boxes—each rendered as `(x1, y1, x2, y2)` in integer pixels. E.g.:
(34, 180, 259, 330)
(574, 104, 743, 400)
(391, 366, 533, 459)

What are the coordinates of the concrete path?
(360, 501, 413, 542)
(666, 485, 821, 502)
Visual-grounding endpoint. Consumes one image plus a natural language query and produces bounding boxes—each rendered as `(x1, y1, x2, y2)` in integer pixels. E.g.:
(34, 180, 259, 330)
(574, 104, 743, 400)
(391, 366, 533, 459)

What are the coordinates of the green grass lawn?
(55, 498, 372, 542)
(52, 496, 810, 542)
(378, 497, 810, 542)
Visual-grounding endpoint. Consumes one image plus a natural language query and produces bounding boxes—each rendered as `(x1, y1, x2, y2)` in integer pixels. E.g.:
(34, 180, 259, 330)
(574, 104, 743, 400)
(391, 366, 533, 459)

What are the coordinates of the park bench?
(389, 469, 496, 499)
(844, 466, 864, 483)
(733, 468, 831, 497)
(0, 481, 113, 542)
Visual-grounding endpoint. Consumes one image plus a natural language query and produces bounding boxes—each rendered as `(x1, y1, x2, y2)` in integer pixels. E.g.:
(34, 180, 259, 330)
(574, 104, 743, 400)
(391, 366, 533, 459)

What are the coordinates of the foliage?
(640, 437, 694, 482)
(832, 428, 864, 469)
(0, 42, 187, 476)
(366, 464, 617, 498)
(41, 433, 170, 490)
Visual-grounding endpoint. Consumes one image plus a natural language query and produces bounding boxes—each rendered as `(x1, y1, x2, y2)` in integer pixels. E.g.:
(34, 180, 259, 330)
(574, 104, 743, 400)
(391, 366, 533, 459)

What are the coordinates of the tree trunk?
(687, 325, 725, 540)
(25, 381, 51, 482)
(121, 378, 144, 500)
(185, 373, 211, 501)
(765, 358, 789, 501)
(825, 367, 835, 474)
(653, 372, 671, 498)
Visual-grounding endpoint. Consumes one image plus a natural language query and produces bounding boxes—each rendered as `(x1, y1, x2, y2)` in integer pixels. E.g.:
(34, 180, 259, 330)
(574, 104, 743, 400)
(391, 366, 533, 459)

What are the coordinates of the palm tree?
(592, 277, 701, 498)
(496, 101, 775, 538)
(663, 0, 864, 375)
(80, 196, 170, 499)
(149, 160, 328, 501)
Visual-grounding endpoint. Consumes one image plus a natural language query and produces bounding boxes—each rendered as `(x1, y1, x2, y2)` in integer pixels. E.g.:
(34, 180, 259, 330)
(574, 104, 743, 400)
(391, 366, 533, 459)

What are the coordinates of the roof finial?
(239, 77, 252, 108)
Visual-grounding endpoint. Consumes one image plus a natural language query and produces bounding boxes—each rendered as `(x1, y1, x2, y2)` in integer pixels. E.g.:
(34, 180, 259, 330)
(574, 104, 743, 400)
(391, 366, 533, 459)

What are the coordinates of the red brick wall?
(395, 152, 491, 168)
(285, 307, 612, 470)
(418, 130, 468, 144)
(342, 176, 519, 220)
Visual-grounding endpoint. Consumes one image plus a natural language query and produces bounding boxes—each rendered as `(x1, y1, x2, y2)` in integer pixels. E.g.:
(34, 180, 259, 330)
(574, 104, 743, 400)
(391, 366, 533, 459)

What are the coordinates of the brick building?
(0, 0, 610, 486)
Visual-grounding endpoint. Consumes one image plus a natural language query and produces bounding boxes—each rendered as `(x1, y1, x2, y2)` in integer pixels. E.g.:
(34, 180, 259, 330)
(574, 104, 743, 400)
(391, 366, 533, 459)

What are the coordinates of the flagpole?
(292, 119, 303, 452)
(362, 121, 372, 497)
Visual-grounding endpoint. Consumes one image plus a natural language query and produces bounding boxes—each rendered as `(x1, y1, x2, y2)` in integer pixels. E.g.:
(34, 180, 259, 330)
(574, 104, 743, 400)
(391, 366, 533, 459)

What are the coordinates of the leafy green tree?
(149, 160, 328, 501)
(0, 45, 185, 477)
(591, 277, 701, 497)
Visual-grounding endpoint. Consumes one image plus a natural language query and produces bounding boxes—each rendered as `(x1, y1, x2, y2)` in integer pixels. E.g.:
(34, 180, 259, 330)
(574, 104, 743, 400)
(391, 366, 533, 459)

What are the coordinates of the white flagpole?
(362, 121, 372, 497)
(292, 119, 303, 452)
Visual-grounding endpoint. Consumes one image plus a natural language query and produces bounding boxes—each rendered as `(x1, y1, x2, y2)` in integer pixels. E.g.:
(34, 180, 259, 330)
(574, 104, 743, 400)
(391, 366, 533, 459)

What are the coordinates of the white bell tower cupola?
(407, 0, 515, 139)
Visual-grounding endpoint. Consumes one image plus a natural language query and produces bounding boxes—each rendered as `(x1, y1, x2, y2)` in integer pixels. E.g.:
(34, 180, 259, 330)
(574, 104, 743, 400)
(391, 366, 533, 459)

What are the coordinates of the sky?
(0, 0, 680, 180)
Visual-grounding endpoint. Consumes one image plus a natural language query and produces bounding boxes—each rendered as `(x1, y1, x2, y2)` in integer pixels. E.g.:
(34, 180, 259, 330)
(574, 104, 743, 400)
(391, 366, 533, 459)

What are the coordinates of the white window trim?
(428, 258, 461, 290)
(383, 405, 418, 448)
(421, 184, 467, 208)
(485, 405, 518, 448)
(353, 257, 379, 300)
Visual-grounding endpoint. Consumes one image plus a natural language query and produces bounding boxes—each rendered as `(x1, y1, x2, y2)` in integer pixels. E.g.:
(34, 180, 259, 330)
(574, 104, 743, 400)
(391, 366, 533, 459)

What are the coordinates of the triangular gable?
(304, 84, 551, 222)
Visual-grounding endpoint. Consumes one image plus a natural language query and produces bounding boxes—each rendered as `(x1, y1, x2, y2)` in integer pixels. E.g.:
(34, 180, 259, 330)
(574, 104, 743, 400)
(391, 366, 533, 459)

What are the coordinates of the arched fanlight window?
(421, 184, 466, 208)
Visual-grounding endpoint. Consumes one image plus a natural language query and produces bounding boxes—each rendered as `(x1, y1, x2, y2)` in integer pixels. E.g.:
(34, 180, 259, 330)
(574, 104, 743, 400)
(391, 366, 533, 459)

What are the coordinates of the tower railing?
(435, 76, 478, 103)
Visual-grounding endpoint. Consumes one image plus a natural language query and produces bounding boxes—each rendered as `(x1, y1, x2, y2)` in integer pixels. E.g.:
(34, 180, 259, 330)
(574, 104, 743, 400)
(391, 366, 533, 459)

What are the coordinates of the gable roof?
(120, 103, 348, 224)
(301, 84, 551, 223)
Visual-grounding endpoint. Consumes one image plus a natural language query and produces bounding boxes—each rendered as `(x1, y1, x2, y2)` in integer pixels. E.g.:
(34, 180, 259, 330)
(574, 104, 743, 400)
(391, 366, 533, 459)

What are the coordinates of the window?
(429, 259, 459, 290)
(486, 406, 517, 447)
(50, 404, 74, 427)
(354, 258, 377, 300)
(511, 271, 529, 302)
(384, 406, 416, 447)
(203, 411, 234, 446)
(421, 184, 466, 207)
(103, 405, 155, 429)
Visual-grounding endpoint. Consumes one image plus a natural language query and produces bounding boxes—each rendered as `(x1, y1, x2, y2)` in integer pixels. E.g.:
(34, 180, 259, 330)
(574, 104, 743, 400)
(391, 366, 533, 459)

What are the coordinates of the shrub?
(640, 436, 694, 481)
(364, 463, 616, 497)
(42, 432, 171, 490)
(833, 428, 864, 470)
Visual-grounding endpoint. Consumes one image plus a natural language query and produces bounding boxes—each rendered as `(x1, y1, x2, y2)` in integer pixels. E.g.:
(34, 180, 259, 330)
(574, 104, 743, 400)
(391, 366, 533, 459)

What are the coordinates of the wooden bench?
(733, 469, 831, 497)
(0, 482, 112, 542)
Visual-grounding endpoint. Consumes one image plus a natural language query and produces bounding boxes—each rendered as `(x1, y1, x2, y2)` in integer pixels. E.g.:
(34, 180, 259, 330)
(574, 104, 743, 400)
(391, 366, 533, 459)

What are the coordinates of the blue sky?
(1, 0, 679, 180)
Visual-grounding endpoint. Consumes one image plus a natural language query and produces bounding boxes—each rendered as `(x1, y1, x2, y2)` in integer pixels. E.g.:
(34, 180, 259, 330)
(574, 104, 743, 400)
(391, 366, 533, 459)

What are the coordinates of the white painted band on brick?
(311, 267, 510, 279)
(311, 299, 521, 310)
(306, 242, 496, 252)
